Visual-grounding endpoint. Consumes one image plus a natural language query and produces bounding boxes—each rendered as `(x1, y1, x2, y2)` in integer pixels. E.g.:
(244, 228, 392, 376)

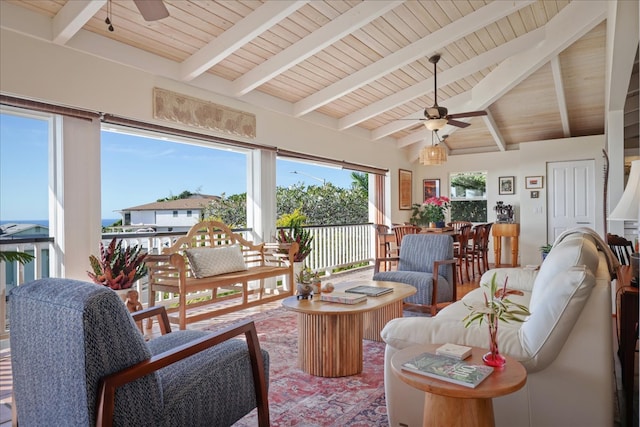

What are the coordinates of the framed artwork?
(498, 176, 515, 195)
(525, 176, 544, 189)
(399, 169, 412, 210)
(423, 179, 440, 200)
(530, 190, 539, 198)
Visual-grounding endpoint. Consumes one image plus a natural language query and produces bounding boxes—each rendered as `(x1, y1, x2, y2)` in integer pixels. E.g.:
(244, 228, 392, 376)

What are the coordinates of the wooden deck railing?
(0, 223, 374, 338)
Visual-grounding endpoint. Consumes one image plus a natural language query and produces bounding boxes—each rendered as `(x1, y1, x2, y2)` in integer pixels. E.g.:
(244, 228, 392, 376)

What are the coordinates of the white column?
(50, 115, 101, 280)
(247, 149, 277, 243)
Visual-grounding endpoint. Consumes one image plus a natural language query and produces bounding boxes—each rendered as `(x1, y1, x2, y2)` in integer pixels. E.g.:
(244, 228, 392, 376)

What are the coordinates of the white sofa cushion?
(529, 234, 598, 311)
(520, 265, 595, 371)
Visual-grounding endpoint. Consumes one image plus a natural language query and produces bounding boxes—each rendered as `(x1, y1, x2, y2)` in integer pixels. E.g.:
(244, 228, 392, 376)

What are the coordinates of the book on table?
(344, 285, 393, 297)
(319, 292, 367, 304)
(435, 343, 472, 360)
(401, 352, 493, 388)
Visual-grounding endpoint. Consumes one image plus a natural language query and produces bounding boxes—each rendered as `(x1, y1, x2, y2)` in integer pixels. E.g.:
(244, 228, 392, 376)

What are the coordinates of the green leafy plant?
(295, 264, 319, 284)
(463, 273, 530, 329)
(276, 210, 313, 262)
(0, 251, 35, 264)
(540, 244, 553, 254)
(87, 238, 148, 290)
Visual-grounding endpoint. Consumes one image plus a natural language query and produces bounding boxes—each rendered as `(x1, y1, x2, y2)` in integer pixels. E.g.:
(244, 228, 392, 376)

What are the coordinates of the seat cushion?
(373, 271, 451, 305)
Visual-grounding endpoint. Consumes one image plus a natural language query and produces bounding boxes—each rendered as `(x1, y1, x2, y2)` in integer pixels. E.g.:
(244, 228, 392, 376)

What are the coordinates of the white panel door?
(547, 160, 596, 242)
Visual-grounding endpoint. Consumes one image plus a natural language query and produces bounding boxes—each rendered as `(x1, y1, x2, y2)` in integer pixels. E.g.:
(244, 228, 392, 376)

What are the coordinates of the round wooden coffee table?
(391, 344, 526, 427)
(282, 281, 416, 377)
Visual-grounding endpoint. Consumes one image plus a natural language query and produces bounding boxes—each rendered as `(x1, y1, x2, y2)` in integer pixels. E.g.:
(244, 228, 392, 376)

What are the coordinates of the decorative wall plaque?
(153, 88, 256, 139)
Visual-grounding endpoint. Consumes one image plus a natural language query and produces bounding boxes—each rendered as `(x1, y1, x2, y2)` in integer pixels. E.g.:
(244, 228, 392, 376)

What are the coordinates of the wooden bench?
(145, 220, 298, 330)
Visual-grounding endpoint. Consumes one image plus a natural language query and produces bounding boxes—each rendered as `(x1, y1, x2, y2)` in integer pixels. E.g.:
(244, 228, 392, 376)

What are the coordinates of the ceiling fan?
(133, 0, 170, 22)
(409, 54, 487, 131)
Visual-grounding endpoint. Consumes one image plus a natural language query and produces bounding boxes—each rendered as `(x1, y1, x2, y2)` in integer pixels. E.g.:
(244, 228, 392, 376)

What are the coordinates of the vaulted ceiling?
(2, 1, 638, 161)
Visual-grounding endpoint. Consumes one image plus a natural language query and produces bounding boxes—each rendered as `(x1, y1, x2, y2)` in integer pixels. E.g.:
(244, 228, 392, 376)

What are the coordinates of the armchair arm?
(95, 320, 269, 427)
(375, 256, 400, 273)
(131, 306, 172, 335)
(432, 259, 458, 315)
(264, 242, 299, 265)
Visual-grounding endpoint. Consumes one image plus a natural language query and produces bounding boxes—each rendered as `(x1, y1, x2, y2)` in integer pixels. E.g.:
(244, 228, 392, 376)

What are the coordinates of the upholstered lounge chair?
(372, 233, 457, 315)
(9, 278, 269, 427)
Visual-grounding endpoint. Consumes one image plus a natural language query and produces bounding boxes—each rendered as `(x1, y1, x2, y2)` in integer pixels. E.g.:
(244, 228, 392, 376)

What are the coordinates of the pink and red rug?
(208, 308, 389, 426)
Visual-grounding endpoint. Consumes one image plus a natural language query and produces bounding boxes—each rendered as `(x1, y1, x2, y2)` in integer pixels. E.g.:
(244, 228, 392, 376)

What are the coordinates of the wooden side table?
(492, 223, 520, 267)
(616, 265, 638, 427)
(391, 344, 526, 427)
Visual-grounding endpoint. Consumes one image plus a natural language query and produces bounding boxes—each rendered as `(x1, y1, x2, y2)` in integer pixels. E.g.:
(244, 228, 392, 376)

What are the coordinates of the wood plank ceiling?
(3, 0, 635, 161)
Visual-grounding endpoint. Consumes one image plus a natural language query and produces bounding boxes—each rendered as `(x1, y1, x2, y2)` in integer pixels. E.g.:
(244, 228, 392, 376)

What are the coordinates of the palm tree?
(0, 251, 35, 264)
(351, 172, 368, 192)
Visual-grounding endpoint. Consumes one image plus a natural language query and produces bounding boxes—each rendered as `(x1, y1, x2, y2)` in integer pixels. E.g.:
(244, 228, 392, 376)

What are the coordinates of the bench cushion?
(186, 244, 247, 278)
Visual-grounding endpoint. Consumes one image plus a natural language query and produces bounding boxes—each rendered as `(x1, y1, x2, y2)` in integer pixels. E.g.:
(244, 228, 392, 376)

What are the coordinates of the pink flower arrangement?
(410, 196, 451, 225)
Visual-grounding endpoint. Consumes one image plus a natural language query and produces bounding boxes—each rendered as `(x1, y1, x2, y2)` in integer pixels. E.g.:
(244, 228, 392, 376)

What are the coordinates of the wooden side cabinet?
(492, 223, 520, 267)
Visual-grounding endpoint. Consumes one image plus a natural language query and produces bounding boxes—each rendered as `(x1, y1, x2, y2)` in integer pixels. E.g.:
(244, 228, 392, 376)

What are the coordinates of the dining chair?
(447, 221, 472, 232)
(375, 224, 393, 258)
(479, 223, 493, 273)
(454, 224, 472, 282)
(392, 225, 421, 254)
(607, 233, 634, 265)
(466, 224, 485, 278)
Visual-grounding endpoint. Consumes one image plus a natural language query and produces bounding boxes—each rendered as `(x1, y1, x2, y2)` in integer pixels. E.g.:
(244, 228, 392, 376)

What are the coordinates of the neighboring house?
(0, 223, 49, 238)
(119, 194, 219, 233)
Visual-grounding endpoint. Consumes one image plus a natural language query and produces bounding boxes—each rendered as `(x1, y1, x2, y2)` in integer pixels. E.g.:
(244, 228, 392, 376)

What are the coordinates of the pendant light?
(420, 131, 447, 165)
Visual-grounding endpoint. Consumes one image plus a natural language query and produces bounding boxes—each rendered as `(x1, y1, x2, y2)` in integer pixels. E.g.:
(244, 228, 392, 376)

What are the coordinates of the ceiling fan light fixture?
(424, 118, 447, 131)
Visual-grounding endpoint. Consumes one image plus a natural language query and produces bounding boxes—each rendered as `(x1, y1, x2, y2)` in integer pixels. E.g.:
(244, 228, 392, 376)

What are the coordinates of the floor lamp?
(609, 159, 640, 283)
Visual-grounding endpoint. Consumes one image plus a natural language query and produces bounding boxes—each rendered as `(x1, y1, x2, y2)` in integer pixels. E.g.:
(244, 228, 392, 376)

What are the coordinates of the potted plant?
(410, 196, 450, 228)
(463, 273, 530, 367)
(540, 243, 553, 261)
(87, 237, 148, 291)
(295, 264, 320, 299)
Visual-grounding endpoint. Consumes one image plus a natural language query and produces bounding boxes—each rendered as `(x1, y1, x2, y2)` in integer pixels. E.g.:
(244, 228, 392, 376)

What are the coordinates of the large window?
(450, 171, 487, 222)
(101, 126, 247, 229)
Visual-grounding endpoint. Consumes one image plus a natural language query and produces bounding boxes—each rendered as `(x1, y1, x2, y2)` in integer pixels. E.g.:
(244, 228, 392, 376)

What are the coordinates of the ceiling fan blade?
(409, 124, 424, 131)
(447, 110, 487, 119)
(447, 119, 471, 128)
(133, 0, 169, 21)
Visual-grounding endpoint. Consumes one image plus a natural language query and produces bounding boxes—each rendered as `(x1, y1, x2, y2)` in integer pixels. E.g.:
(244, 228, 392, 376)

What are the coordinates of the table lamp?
(609, 159, 640, 285)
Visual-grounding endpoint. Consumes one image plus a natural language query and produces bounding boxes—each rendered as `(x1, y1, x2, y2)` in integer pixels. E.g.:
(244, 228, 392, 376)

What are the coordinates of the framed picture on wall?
(399, 169, 412, 210)
(498, 176, 515, 195)
(525, 176, 544, 189)
(423, 179, 440, 201)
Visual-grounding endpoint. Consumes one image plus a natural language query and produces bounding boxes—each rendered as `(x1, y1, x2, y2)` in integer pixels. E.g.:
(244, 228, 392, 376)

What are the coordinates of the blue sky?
(1, 113, 356, 220)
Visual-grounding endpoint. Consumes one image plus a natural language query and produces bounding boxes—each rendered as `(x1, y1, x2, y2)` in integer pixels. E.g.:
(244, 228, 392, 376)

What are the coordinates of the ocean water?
(1, 219, 119, 228)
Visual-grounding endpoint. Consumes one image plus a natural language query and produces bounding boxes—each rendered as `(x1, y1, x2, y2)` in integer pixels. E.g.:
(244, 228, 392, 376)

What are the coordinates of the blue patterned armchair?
(9, 278, 269, 426)
(372, 233, 457, 315)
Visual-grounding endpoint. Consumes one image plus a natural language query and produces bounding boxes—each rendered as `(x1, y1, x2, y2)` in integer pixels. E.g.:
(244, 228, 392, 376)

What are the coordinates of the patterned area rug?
(205, 307, 391, 426)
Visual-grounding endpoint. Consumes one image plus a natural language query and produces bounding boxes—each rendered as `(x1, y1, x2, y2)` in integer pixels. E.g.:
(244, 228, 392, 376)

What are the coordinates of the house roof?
(1, 1, 638, 161)
(122, 195, 219, 212)
(0, 223, 49, 237)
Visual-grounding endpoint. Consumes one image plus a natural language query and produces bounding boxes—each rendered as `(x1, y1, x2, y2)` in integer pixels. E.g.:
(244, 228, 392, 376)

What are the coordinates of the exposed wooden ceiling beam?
(232, 1, 399, 96)
(483, 110, 507, 152)
(402, 0, 608, 153)
(361, 29, 543, 136)
(180, 1, 307, 81)
(605, 0, 639, 111)
(550, 56, 571, 137)
(52, 0, 105, 45)
(294, 0, 535, 118)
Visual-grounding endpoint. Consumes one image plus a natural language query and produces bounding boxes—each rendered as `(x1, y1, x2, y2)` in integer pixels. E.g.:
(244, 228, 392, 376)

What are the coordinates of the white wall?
(407, 135, 605, 266)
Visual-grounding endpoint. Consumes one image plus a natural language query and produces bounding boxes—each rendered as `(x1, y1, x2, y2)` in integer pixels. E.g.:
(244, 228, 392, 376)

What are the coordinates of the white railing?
(0, 224, 375, 337)
(0, 238, 53, 340)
